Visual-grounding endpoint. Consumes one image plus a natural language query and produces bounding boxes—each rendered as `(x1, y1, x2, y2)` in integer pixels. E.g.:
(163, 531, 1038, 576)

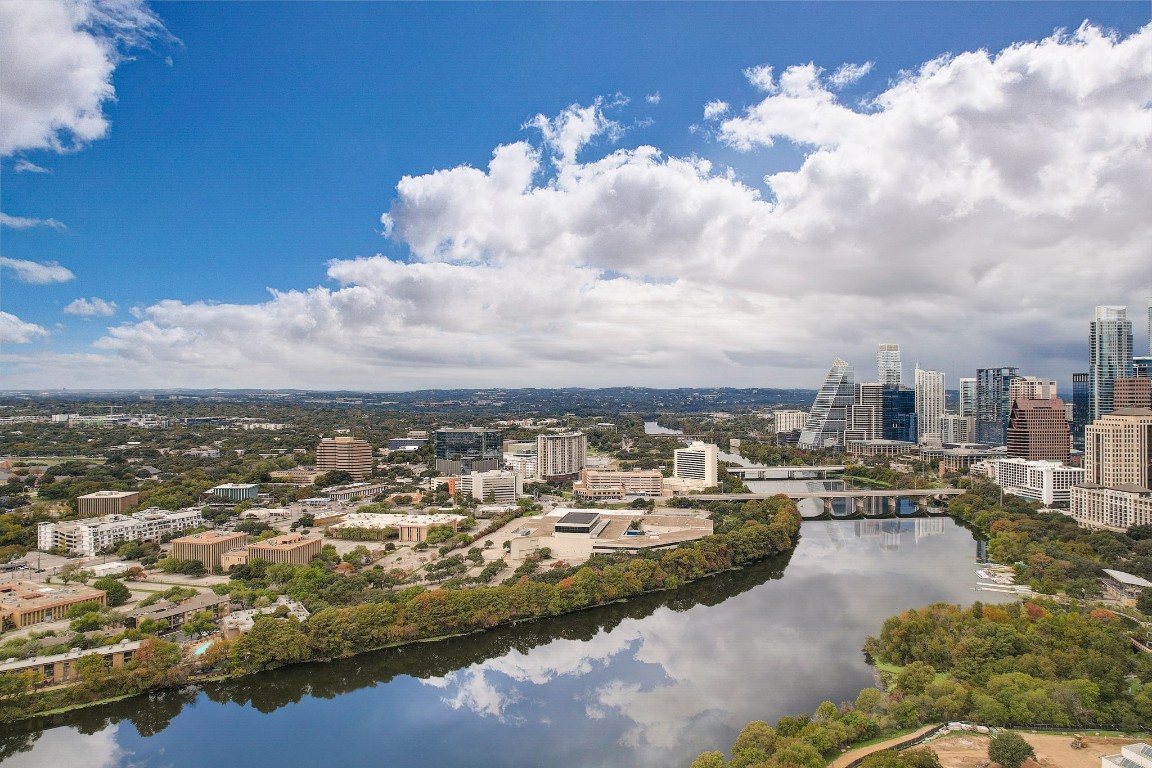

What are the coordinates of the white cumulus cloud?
(13, 159, 50, 173)
(64, 297, 117, 317)
(645, 92, 661, 105)
(8, 23, 1150, 390)
(0, 312, 50, 344)
(0, 212, 66, 230)
(0, 256, 76, 284)
(0, 0, 169, 156)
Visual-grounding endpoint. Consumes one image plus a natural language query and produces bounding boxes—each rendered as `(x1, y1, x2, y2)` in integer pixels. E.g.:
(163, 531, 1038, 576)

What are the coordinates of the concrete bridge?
(689, 488, 964, 517)
(726, 465, 846, 480)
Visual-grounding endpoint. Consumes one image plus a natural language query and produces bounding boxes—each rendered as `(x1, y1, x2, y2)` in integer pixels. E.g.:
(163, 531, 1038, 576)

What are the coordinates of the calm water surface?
(1, 519, 1008, 768)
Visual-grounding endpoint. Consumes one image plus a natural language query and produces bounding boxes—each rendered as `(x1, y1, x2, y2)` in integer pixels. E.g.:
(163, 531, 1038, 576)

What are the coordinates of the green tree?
(1137, 588, 1152, 616)
(92, 576, 131, 606)
(895, 661, 937, 695)
(987, 732, 1035, 768)
(689, 751, 725, 768)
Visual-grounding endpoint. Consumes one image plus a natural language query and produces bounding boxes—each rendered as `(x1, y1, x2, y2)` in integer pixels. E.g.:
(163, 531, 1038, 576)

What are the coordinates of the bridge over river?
(689, 488, 965, 518)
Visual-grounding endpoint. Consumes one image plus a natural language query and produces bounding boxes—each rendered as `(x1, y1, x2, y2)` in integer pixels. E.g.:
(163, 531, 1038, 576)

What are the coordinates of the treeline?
(693, 600, 1151, 767)
(225, 496, 802, 670)
(949, 480, 1152, 597)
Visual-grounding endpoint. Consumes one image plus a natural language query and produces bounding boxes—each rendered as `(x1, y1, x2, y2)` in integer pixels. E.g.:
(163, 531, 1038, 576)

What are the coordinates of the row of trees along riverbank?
(0, 497, 802, 720)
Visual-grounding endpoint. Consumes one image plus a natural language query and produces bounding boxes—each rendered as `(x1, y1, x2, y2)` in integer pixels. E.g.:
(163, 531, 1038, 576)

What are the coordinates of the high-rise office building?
(941, 414, 975, 444)
(1070, 407, 1152, 530)
(536, 432, 587, 480)
(914, 368, 945, 445)
(877, 344, 901, 387)
(975, 367, 1020, 445)
(316, 437, 373, 480)
(799, 359, 854, 449)
(1072, 372, 1091, 449)
(959, 378, 977, 418)
(846, 382, 884, 442)
(1113, 378, 1152, 410)
(1006, 398, 1070, 462)
(1089, 305, 1133, 422)
(434, 428, 503, 475)
(1134, 356, 1152, 379)
(881, 386, 917, 443)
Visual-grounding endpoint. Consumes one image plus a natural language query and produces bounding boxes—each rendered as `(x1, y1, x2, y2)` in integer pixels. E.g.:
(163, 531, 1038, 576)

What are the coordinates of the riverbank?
(1, 499, 804, 724)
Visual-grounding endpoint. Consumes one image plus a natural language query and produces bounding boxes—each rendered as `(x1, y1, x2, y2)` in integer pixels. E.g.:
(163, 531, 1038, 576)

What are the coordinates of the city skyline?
(1, 2, 1150, 391)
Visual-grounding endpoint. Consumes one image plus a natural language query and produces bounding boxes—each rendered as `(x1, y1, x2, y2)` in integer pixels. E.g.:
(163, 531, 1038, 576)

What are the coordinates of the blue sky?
(1, 2, 1149, 390)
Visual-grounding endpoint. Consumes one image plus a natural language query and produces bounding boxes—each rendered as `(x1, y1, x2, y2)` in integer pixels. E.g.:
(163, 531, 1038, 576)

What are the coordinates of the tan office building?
(573, 469, 663, 499)
(169, 530, 250, 569)
(316, 437, 374, 480)
(77, 490, 139, 517)
(1006, 397, 1070, 463)
(0, 581, 107, 630)
(1071, 408, 1152, 531)
(1114, 378, 1152, 410)
(247, 533, 323, 565)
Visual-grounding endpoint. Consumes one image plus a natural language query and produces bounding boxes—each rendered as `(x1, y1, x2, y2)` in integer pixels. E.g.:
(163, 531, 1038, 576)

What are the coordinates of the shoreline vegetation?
(691, 481, 1152, 767)
(0, 496, 803, 723)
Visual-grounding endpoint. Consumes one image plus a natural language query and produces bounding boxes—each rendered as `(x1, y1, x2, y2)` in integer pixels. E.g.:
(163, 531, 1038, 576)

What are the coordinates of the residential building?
(673, 441, 719, 487)
(126, 592, 231, 632)
(877, 343, 901, 387)
(573, 469, 664, 499)
(1008, 376, 1059, 402)
(324, 482, 390, 503)
(1070, 407, 1152, 531)
(980, 458, 1084, 507)
(799, 359, 854, 449)
(77, 490, 139, 517)
(1090, 305, 1133, 422)
(459, 470, 522, 504)
(1113, 377, 1152, 410)
(772, 410, 809, 433)
(975, 366, 1020, 444)
(1, 581, 108, 630)
(205, 483, 259, 503)
(247, 534, 324, 565)
(0, 639, 140, 685)
(881, 386, 917, 443)
(37, 508, 205, 556)
(1006, 397, 1070, 462)
(328, 513, 464, 543)
(958, 378, 977, 418)
(169, 530, 249, 570)
(1072, 372, 1091, 450)
(914, 368, 946, 445)
(940, 414, 975, 444)
(434, 427, 503, 475)
(316, 436, 374, 480)
(536, 432, 587, 480)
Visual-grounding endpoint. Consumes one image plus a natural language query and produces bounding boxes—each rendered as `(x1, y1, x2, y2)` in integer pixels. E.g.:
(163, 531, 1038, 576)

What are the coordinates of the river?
(1, 518, 1008, 768)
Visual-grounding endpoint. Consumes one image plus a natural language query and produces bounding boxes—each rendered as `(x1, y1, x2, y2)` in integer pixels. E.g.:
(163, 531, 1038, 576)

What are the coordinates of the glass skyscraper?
(976, 366, 1019, 445)
(1072, 372, 1090, 450)
(877, 343, 901, 387)
(1089, 305, 1133, 421)
(799, 359, 854, 450)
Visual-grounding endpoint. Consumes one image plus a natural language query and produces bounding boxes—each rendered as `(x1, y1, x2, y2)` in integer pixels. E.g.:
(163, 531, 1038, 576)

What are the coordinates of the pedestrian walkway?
(829, 724, 941, 768)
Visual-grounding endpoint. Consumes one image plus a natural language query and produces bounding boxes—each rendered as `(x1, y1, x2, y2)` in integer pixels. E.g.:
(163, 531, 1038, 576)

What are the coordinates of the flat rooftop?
(172, 530, 249, 543)
(0, 581, 105, 612)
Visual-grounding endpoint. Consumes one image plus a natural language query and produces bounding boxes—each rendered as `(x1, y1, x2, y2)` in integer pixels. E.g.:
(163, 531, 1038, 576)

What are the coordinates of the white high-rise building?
(940, 413, 975, 444)
(799, 359, 854, 450)
(959, 378, 977, 418)
(877, 344, 901, 387)
(914, 367, 946, 445)
(772, 410, 809, 433)
(459, 470, 522, 504)
(673, 441, 719, 487)
(846, 382, 884, 442)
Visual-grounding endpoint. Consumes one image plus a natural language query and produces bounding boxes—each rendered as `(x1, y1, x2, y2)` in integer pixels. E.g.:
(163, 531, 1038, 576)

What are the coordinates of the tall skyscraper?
(958, 378, 977, 418)
(877, 344, 901, 387)
(881, 386, 917, 443)
(1135, 357, 1152, 379)
(975, 367, 1020, 444)
(1072, 372, 1091, 449)
(914, 367, 946, 445)
(1009, 376, 1058, 402)
(847, 382, 884, 441)
(1006, 398, 1070, 462)
(799, 359, 854, 449)
(1147, 297, 1151, 356)
(1089, 305, 1133, 421)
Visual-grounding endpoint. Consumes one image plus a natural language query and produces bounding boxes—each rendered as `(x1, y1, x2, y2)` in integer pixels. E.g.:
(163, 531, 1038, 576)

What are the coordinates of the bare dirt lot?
(928, 731, 1137, 768)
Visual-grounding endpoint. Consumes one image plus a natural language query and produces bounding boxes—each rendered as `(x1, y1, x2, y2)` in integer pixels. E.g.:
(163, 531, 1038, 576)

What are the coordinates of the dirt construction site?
(927, 731, 1141, 768)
